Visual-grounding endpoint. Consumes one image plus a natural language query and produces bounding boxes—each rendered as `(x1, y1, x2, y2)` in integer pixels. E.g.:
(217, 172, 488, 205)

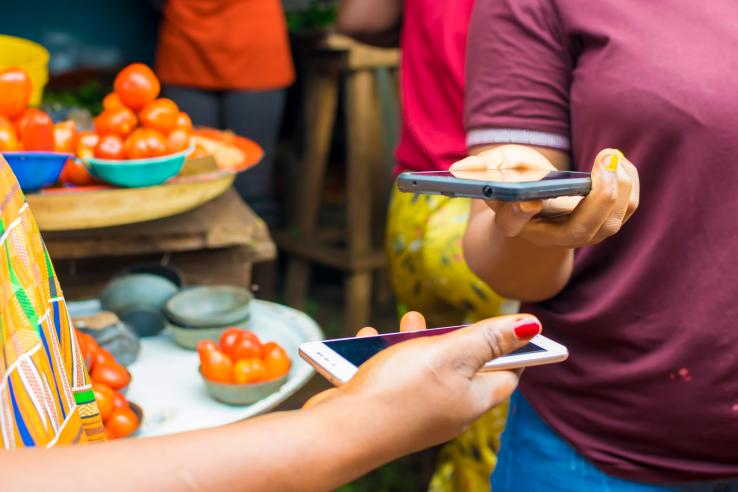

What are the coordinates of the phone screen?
(323, 326, 546, 367)
(413, 169, 590, 183)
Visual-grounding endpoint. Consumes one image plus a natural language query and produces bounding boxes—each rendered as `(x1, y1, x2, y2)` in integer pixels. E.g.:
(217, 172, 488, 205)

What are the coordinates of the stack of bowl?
(164, 286, 253, 349)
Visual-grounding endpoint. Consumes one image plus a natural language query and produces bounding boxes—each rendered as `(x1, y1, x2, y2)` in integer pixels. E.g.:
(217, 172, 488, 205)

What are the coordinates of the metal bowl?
(199, 369, 288, 406)
(164, 285, 252, 328)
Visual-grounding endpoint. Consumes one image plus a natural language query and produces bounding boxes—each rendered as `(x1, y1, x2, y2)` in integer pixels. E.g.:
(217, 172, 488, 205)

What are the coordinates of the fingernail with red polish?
(513, 319, 541, 340)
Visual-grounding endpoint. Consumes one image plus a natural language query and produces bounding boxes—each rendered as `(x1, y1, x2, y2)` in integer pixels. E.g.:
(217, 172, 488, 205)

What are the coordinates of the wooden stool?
(277, 34, 399, 333)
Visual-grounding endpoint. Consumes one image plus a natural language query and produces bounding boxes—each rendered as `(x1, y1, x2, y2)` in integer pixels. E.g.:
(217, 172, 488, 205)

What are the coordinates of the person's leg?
(222, 89, 286, 226)
(492, 391, 680, 492)
(161, 85, 221, 128)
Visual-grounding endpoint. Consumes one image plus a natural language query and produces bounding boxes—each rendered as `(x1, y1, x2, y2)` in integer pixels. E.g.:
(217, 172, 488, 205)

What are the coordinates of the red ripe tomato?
(175, 112, 192, 132)
(111, 391, 129, 411)
(106, 406, 139, 438)
(91, 360, 131, 390)
(75, 130, 99, 160)
(0, 67, 32, 119)
(94, 134, 125, 160)
(60, 159, 96, 186)
(139, 98, 179, 134)
(102, 92, 124, 111)
(92, 382, 115, 422)
(219, 328, 243, 356)
(200, 348, 234, 383)
(0, 116, 20, 151)
(262, 342, 291, 379)
(124, 128, 167, 159)
(53, 120, 78, 153)
(166, 128, 190, 153)
(232, 358, 269, 384)
(14, 108, 54, 151)
(113, 63, 160, 111)
(94, 107, 137, 137)
(230, 331, 263, 361)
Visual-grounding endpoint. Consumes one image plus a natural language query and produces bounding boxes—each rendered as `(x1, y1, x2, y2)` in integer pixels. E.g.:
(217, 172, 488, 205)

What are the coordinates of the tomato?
(262, 342, 291, 379)
(230, 332, 262, 361)
(139, 98, 179, 134)
(219, 328, 243, 357)
(166, 128, 190, 153)
(93, 347, 115, 367)
(111, 391, 129, 411)
(94, 134, 125, 160)
(105, 426, 117, 440)
(200, 348, 233, 383)
(113, 63, 160, 111)
(76, 332, 99, 370)
(94, 107, 137, 137)
(91, 360, 131, 390)
(0, 67, 32, 119)
(0, 116, 20, 151)
(106, 407, 139, 438)
(53, 120, 78, 153)
(92, 382, 115, 421)
(60, 159, 96, 186)
(75, 130, 99, 160)
(123, 128, 167, 159)
(102, 92, 124, 110)
(232, 358, 268, 384)
(14, 109, 54, 151)
(196, 339, 217, 357)
(175, 112, 192, 132)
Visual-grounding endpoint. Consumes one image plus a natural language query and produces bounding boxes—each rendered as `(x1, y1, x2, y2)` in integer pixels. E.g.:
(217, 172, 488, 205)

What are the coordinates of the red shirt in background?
(394, 0, 474, 174)
(156, 0, 294, 91)
(466, 0, 738, 483)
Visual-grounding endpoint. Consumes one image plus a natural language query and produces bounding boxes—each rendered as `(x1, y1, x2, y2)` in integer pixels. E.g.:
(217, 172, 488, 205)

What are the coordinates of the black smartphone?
(396, 169, 591, 201)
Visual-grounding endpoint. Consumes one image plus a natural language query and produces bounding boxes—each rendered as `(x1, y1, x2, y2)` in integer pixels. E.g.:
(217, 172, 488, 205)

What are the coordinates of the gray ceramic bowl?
(101, 274, 179, 337)
(129, 401, 144, 436)
(167, 315, 251, 350)
(200, 369, 288, 406)
(164, 286, 252, 328)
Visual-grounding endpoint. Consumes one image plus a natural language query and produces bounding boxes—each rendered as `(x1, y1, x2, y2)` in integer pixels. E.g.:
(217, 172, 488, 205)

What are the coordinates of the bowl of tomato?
(2, 151, 70, 192)
(84, 147, 191, 188)
(197, 328, 292, 405)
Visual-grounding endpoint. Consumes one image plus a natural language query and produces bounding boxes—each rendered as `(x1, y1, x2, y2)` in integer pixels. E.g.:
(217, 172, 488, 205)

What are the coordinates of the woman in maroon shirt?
(458, 0, 738, 490)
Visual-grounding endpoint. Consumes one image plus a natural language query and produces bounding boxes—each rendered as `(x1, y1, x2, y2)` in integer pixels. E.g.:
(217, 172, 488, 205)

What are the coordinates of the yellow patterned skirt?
(385, 187, 518, 492)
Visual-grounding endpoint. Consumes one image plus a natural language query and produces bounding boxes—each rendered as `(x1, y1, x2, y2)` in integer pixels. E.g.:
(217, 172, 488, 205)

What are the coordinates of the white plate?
(70, 299, 323, 437)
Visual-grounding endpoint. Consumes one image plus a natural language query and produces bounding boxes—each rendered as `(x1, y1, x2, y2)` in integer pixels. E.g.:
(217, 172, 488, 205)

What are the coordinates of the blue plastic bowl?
(2, 151, 70, 192)
(84, 148, 190, 188)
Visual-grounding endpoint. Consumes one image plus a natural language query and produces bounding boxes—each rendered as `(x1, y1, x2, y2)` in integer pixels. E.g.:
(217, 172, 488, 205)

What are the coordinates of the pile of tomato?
(76, 330, 141, 439)
(198, 328, 292, 385)
(0, 63, 195, 187)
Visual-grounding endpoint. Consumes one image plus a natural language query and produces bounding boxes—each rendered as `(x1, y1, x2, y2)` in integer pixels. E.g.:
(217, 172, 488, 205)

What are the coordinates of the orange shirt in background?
(156, 0, 295, 91)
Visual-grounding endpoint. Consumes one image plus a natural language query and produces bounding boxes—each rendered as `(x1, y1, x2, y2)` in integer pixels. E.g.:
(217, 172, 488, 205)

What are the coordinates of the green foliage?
(286, 1, 337, 32)
(337, 458, 424, 492)
(42, 80, 106, 116)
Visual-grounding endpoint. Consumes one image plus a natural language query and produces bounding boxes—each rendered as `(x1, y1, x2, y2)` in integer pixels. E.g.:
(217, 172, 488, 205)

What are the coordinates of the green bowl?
(200, 369, 288, 406)
(84, 148, 191, 188)
(167, 314, 251, 350)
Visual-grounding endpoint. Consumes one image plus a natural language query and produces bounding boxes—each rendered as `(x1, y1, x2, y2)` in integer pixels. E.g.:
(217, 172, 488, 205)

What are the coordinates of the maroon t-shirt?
(466, 0, 738, 483)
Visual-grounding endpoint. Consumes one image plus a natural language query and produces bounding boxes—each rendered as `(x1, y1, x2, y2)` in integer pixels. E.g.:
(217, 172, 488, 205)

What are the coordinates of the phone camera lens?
(412, 180, 417, 186)
(482, 185, 493, 198)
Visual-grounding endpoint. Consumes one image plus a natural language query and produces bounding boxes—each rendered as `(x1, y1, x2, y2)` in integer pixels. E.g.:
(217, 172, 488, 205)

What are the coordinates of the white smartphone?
(299, 326, 569, 386)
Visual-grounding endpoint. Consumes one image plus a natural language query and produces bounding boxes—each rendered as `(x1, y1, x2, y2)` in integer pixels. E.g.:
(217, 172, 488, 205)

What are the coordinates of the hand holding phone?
(301, 314, 557, 449)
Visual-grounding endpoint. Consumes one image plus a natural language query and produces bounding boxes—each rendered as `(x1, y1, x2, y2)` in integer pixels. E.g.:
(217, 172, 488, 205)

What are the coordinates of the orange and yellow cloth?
(0, 156, 105, 448)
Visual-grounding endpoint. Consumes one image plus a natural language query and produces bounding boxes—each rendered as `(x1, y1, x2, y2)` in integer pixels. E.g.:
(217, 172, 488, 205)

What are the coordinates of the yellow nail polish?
(604, 151, 620, 173)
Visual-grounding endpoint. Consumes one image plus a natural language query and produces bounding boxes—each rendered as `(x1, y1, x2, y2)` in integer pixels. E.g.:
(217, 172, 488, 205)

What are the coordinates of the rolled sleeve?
(465, 0, 572, 150)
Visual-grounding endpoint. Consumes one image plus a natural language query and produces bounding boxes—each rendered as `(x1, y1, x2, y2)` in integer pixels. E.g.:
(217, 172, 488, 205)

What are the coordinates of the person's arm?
(336, 0, 403, 47)
(2, 313, 540, 492)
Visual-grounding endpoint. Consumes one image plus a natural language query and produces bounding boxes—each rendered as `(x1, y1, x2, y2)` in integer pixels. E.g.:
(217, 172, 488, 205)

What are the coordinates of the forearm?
(2, 394, 405, 492)
(337, 0, 402, 47)
(464, 201, 573, 302)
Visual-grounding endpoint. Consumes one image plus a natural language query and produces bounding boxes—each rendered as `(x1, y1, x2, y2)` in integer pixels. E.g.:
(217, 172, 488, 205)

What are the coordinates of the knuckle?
(568, 223, 595, 244)
(480, 326, 506, 360)
(600, 218, 622, 238)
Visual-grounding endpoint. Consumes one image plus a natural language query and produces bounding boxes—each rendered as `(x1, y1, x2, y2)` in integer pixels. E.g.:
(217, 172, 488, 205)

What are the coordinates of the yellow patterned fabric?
(386, 187, 516, 491)
(0, 156, 105, 448)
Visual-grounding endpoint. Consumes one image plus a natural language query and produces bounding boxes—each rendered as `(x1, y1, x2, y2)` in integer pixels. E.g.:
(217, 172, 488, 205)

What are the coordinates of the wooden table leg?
(284, 64, 340, 309)
(344, 68, 381, 332)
